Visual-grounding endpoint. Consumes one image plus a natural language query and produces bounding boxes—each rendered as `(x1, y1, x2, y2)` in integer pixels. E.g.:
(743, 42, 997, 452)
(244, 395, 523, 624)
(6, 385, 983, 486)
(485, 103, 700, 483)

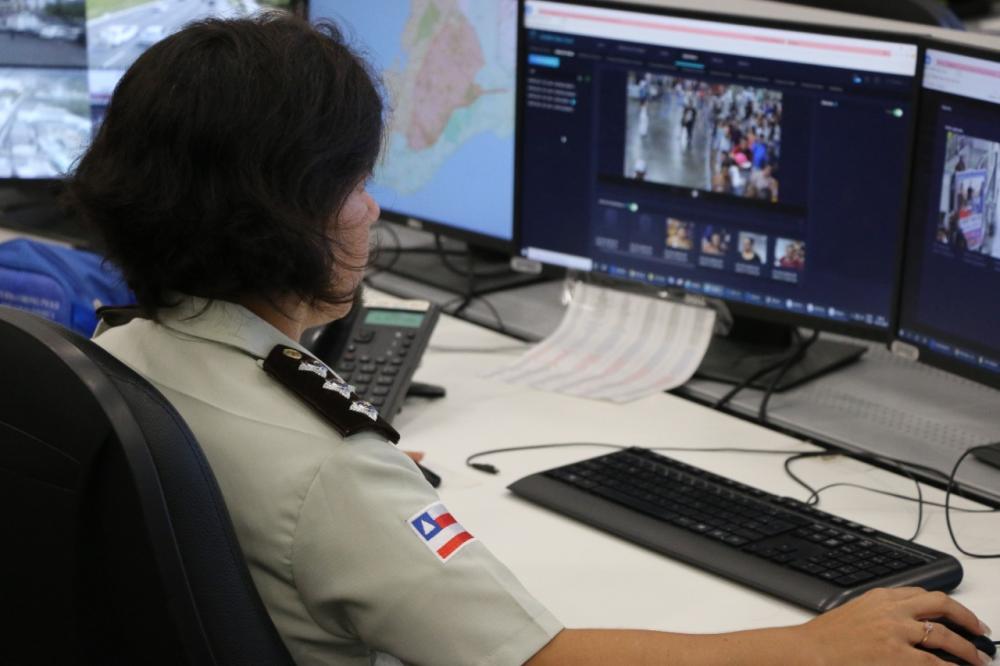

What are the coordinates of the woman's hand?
(796, 587, 992, 665)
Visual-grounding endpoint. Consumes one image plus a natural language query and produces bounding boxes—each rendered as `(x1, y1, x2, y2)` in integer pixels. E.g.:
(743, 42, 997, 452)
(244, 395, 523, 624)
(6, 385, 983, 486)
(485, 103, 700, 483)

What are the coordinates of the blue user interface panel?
(310, 0, 518, 244)
(898, 48, 1000, 386)
(518, 1, 919, 335)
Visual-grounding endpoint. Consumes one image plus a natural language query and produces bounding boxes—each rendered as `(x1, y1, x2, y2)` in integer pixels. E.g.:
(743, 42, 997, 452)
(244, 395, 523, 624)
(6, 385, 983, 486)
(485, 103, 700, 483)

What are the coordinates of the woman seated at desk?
(68, 14, 992, 666)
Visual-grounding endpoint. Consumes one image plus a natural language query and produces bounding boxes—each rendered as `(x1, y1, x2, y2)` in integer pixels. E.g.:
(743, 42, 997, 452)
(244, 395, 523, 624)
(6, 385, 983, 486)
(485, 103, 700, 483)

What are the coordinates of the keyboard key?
(835, 572, 875, 586)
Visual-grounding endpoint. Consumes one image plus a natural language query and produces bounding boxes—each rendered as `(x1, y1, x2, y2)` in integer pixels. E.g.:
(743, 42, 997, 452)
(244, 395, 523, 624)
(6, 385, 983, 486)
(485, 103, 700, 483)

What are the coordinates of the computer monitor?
(1, 0, 281, 182)
(2, 0, 89, 180)
(896, 44, 1000, 391)
(308, 0, 518, 250)
(517, 0, 920, 387)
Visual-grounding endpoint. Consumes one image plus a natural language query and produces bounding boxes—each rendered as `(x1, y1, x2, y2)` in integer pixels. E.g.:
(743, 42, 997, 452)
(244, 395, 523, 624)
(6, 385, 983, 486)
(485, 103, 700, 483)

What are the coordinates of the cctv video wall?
(0, 0, 287, 179)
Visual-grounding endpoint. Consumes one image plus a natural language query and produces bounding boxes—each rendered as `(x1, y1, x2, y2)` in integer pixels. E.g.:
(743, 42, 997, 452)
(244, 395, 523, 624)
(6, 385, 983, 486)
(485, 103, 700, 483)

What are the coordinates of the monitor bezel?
(515, 0, 924, 342)
(894, 38, 1000, 391)
(306, 1, 520, 253)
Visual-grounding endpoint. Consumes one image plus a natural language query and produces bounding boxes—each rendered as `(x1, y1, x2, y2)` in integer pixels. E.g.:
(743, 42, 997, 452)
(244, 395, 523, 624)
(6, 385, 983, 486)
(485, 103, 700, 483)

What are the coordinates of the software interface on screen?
(309, 0, 518, 243)
(898, 49, 1000, 381)
(519, 1, 919, 332)
(1, 0, 277, 180)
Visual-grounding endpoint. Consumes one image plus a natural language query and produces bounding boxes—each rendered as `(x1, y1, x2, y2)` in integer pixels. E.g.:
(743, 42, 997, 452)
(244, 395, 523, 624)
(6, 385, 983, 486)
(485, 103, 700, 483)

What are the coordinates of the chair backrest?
(0, 307, 295, 666)
(772, 0, 965, 29)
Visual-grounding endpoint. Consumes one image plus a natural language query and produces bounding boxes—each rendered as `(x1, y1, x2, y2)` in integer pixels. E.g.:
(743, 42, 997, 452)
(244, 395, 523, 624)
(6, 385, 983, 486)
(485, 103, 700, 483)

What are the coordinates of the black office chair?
(772, 0, 965, 29)
(0, 306, 295, 666)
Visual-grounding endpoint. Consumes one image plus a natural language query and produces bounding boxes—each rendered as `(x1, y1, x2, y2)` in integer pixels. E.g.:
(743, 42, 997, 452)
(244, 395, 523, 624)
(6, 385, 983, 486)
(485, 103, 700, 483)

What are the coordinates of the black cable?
(466, 442, 625, 474)
(782, 451, 830, 499)
(433, 234, 514, 279)
(785, 446, 926, 541)
(945, 444, 1000, 558)
(713, 329, 804, 411)
(364, 222, 402, 281)
(758, 330, 819, 425)
(805, 482, 997, 514)
(467, 441, 1000, 554)
(442, 292, 509, 334)
(465, 442, 819, 475)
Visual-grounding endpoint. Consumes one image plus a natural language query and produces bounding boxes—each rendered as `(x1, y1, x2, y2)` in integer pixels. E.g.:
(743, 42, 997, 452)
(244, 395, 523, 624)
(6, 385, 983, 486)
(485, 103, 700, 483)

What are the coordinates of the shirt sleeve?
(291, 434, 563, 666)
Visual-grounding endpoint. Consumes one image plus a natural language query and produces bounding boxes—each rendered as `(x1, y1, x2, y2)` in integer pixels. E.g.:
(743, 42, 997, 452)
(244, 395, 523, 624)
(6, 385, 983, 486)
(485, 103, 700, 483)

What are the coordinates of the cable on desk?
(758, 330, 820, 425)
(364, 224, 472, 283)
(470, 441, 999, 553)
(364, 222, 402, 282)
(442, 292, 509, 335)
(805, 482, 996, 514)
(784, 448, 927, 541)
(787, 445, 1000, 548)
(465, 441, 819, 475)
(434, 233, 517, 279)
(945, 444, 1000, 558)
(712, 329, 806, 411)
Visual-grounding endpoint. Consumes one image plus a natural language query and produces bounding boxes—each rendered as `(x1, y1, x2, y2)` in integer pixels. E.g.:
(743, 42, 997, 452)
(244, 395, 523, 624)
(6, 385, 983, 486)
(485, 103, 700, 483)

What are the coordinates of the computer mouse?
(918, 618, 996, 664)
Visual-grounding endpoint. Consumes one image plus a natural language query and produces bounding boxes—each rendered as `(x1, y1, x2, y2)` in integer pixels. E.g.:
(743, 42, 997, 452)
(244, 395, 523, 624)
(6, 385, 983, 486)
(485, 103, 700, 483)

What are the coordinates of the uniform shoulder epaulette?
(262, 345, 400, 444)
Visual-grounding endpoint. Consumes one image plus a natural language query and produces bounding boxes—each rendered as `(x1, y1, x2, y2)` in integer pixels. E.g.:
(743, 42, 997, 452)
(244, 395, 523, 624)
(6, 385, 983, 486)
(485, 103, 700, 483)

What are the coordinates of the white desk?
(394, 311, 1000, 634)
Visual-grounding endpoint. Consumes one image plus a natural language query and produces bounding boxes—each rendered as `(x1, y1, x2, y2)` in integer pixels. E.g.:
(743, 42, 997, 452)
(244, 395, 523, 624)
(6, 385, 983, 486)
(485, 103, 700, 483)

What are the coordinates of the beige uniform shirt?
(94, 297, 562, 665)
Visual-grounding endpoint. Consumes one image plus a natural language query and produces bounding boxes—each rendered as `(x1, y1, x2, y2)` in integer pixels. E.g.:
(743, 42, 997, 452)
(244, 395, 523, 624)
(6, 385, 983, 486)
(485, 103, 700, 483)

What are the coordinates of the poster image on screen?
(936, 131, 1000, 260)
(623, 72, 783, 203)
(0, 68, 91, 179)
(0, 0, 86, 68)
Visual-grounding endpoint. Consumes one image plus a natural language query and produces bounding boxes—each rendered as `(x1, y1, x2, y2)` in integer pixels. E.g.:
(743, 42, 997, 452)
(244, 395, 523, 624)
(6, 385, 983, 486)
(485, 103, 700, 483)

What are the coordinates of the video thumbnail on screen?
(937, 131, 1000, 259)
(0, 68, 91, 179)
(624, 72, 783, 202)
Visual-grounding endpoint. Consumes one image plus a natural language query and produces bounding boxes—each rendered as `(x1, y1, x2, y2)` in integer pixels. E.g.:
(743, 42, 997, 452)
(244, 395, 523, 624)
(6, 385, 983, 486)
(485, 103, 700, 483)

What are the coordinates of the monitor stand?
(372, 232, 547, 297)
(696, 316, 866, 392)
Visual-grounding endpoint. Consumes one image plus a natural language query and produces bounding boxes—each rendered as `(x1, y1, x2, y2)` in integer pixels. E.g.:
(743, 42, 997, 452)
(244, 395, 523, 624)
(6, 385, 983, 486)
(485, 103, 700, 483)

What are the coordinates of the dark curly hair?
(66, 13, 384, 315)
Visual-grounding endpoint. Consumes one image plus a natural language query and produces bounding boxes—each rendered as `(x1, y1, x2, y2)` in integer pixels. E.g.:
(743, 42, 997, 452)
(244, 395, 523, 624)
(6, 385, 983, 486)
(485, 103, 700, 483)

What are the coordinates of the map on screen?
(310, 0, 517, 242)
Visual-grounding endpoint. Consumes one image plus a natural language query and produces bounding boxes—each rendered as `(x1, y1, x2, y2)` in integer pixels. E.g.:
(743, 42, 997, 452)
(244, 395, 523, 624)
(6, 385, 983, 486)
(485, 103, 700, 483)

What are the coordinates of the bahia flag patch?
(408, 501, 475, 563)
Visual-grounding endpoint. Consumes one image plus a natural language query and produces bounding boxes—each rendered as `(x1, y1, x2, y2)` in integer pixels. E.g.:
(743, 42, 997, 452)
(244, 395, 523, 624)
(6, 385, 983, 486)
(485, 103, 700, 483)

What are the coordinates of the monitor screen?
(308, 0, 518, 246)
(897, 46, 1000, 388)
(1, 0, 283, 181)
(517, 0, 919, 337)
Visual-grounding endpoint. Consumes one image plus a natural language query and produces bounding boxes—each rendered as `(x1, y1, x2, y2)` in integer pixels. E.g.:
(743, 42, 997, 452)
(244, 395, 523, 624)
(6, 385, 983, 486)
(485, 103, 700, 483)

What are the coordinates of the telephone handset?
(302, 298, 441, 425)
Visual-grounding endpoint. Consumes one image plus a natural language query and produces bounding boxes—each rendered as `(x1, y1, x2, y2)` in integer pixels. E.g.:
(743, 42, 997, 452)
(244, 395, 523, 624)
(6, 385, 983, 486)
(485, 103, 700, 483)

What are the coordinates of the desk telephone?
(301, 298, 442, 425)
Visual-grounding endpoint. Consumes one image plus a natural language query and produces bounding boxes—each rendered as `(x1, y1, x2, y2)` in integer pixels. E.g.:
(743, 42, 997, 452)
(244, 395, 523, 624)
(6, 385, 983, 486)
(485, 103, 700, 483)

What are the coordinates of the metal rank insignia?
(349, 400, 379, 422)
(322, 377, 353, 399)
(298, 360, 328, 379)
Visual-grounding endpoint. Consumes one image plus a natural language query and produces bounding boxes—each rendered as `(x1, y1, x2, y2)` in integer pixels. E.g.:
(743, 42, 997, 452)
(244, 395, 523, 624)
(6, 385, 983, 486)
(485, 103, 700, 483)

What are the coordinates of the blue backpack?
(0, 238, 134, 337)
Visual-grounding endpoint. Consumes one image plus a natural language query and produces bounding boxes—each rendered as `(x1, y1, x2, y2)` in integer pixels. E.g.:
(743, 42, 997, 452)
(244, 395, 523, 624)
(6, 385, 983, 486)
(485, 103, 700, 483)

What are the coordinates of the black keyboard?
(508, 447, 963, 612)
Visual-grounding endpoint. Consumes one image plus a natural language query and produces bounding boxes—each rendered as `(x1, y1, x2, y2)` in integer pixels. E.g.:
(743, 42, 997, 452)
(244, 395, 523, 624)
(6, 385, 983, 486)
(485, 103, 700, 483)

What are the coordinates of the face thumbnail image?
(0, 68, 91, 179)
(937, 132, 1000, 259)
(623, 72, 783, 203)
(738, 231, 768, 265)
(0, 0, 87, 68)
(774, 237, 806, 270)
(665, 218, 695, 250)
(700, 225, 730, 256)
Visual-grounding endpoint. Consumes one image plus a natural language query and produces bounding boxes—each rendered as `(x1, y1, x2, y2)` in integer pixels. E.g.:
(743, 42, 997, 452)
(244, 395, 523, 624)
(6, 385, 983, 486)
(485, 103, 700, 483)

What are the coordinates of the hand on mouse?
(795, 587, 992, 665)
